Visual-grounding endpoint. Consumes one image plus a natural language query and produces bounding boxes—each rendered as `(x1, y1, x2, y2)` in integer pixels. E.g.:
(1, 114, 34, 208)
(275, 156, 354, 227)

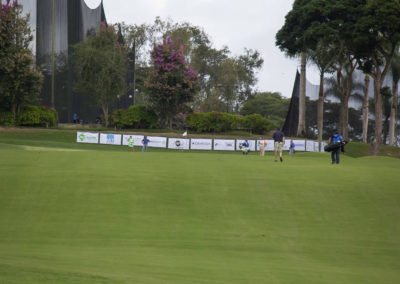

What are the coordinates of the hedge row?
(0, 106, 58, 127)
(111, 105, 158, 129)
(186, 112, 276, 134)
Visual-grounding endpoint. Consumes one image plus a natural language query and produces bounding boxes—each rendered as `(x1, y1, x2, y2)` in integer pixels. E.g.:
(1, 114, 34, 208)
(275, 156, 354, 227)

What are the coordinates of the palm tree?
(362, 75, 370, 143)
(325, 73, 364, 139)
(388, 51, 400, 146)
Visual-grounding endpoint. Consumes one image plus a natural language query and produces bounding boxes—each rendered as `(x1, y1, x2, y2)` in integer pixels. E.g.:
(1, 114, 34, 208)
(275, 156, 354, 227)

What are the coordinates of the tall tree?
(276, 0, 314, 136)
(308, 41, 336, 150)
(117, 22, 152, 104)
(236, 49, 264, 103)
(355, 0, 400, 153)
(362, 75, 371, 143)
(73, 24, 126, 127)
(388, 51, 400, 145)
(146, 36, 199, 128)
(241, 92, 290, 125)
(0, 1, 43, 122)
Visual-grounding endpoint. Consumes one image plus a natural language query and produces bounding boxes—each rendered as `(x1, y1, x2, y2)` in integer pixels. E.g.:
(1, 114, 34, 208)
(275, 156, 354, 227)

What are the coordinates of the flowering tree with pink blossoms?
(146, 36, 199, 128)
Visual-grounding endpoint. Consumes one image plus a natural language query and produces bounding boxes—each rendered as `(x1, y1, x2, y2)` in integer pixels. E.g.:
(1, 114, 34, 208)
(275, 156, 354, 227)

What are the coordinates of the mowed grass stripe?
(0, 135, 399, 283)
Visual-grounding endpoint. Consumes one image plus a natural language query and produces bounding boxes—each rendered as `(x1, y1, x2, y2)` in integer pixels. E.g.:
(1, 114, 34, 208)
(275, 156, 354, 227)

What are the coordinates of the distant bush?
(18, 106, 58, 127)
(242, 114, 274, 134)
(186, 112, 274, 134)
(0, 112, 15, 126)
(111, 105, 157, 129)
(186, 112, 237, 132)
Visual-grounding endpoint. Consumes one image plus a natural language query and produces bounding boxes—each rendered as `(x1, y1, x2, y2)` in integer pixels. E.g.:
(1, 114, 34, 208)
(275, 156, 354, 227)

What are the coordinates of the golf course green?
(0, 129, 399, 283)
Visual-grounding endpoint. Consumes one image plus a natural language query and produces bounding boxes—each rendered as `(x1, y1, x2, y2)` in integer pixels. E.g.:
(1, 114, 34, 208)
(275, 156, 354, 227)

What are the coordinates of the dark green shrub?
(187, 112, 242, 133)
(18, 106, 58, 127)
(110, 109, 125, 129)
(243, 114, 273, 134)
(111, 105, 157, 129)
(187, 112, 275, 134)
(0, 112, 15, 126)
(39, 106, 58, 127)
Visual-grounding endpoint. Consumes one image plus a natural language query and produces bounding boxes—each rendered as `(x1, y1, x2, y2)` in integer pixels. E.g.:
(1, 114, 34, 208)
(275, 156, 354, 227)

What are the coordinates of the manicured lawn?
(0, 129, 399, 283)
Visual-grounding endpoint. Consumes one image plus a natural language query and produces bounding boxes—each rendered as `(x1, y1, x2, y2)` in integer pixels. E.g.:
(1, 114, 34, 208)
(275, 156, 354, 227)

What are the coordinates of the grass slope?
(0, 129, 399, 283)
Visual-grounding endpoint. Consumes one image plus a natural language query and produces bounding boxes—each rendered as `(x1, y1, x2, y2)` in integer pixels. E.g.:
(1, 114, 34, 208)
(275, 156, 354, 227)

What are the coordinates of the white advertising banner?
(99, 133, 122, 146)
(283, 140, 291, 151)
(265, 140, 275, 151)
(122, 134, 144, 147)
(76, 132, 99, 144)
(214, 139, 235, 151)
(291, 139, 306, 151)
(305, 140, 316, 152)
(168, 138, 190, 150)
(236, 139, 256, 151)
(147, 136, 167, 148)
(190, 138, 212, 150)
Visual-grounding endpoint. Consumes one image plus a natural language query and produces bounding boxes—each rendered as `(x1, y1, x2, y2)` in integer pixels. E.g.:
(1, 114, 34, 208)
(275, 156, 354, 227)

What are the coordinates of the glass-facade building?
(3, 0, 107, 122)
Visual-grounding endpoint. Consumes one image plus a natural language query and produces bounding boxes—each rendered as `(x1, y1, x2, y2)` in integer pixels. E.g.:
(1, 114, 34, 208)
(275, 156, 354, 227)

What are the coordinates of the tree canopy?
(73, 24, 127, 127)
(146, 36, 199, 128)
(0, 1, 43, 123)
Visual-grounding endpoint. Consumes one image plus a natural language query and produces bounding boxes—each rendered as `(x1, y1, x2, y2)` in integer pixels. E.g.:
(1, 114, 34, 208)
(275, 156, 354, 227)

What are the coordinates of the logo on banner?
(79, 133, 85, 141)
(175, 140, 181, 147)
(192, 141, 209, 145)
(107, 134, 114, 144)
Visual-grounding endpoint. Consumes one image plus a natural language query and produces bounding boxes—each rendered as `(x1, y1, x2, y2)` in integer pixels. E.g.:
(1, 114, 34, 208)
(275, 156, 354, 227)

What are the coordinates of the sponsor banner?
(122, 135, 144, 147)
(291, 139, 306, 151)
(76, 131, 99, 144)
(283, 140, 291, 151)
(147, 136, 167, 148)
(214, 139, 235, 151)
(264, 140, 275, 151)
(99, 133, 122, 145)
(305, 141, 326, 152)
(306, 140, 318, 152)
(168, 138, 190, 150)
(237, 139, 256, 151)
(190, 138, 212, 150)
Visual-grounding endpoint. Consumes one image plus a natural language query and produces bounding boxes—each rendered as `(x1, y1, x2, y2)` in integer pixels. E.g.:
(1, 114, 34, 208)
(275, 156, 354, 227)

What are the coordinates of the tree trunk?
(317, 72, 324, 151)
(11, 103, 17, 125)
(342, 77, 353, 140)
(102, 105, 109, 127)
(362, 75, 370, 143)
(297, 52, 306, 137)
(388, 80, 398, 146)
(341, 97, 349, 139)
(373, 72, 383, 155)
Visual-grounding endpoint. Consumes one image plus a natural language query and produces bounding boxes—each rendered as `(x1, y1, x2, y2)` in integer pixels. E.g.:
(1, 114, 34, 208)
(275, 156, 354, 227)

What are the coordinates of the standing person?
(127, 136, 134, 152)
(142, 136, 150, 152)
(73, 113, 78, 124)
(329, 132, 343, 164)
(289, 140, 295, 155)
(272, 128, 285, 162)
(259, 137, 266, 156)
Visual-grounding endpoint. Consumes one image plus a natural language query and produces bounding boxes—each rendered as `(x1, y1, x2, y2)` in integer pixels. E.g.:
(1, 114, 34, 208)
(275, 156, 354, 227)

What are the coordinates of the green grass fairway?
(0, 130, 399, 283)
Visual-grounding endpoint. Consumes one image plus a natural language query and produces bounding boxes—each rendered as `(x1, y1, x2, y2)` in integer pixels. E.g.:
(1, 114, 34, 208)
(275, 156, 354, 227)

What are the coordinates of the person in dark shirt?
(241, 140, 250, 155)
(272, 128, 285, 162)
(142, 136, 150, 152)
(289, 140, 295, 155)
(329, 132, 343, 164)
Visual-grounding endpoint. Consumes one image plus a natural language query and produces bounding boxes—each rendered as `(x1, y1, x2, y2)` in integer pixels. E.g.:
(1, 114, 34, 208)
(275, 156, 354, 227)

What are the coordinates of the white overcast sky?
(86, 0, 320, 98)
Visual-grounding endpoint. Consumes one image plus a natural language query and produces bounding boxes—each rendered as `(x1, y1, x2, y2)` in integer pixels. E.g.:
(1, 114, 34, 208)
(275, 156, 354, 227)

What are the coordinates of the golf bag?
(324, 140, 348, 152)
